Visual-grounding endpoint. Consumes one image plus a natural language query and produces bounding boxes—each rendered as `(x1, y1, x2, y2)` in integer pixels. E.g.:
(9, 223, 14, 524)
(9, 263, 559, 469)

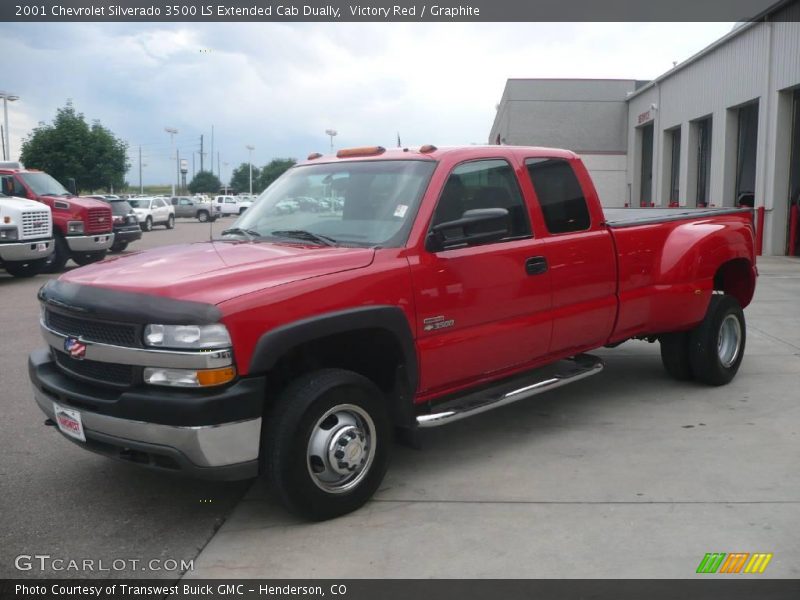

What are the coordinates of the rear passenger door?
(523, 157, 617, 355)
(411, 158, 552, 395)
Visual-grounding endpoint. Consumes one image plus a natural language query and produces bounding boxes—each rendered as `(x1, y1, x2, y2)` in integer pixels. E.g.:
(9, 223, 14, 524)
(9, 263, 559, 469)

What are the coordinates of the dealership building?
(489, 0, 800, 255)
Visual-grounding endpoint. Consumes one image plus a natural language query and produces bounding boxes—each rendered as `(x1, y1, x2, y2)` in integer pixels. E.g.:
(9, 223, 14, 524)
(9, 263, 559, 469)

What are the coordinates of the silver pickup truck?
(170, 196, 217, 222)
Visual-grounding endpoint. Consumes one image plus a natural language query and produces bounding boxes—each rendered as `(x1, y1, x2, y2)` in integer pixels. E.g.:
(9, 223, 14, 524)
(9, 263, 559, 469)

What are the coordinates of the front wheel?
(197, 210, 209, 223)
(3, 257, 49, 278)
(166, 214, 175, 229)
(688, 295, 746, 386)
(141, 217, 153, 232)
(42, 235, 69, 273)
(264, 369, 392, 521)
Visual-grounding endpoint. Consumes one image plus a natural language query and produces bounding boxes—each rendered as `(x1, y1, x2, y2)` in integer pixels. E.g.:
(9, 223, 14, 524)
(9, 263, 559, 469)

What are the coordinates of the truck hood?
(41, 194, 110, 210)
(60, 240, 376, 305)
(0, 195, 51, 213)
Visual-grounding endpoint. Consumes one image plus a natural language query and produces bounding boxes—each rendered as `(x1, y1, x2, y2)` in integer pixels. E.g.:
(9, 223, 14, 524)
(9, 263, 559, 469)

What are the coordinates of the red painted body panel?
(0, 168, 113, 236)
(55, 146, 757, 403)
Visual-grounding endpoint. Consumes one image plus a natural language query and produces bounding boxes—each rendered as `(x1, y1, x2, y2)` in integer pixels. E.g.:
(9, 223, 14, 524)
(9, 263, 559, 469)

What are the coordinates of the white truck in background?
(0, 185, 54, 278)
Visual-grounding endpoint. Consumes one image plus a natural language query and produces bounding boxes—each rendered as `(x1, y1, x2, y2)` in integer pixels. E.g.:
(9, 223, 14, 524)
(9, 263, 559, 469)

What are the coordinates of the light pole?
(164, 127, 178, 196)
(222, 162, 229, 194)
(325, 129, 337, 153)
(0, 91, 20, 161)
(245, 145, 254, 195)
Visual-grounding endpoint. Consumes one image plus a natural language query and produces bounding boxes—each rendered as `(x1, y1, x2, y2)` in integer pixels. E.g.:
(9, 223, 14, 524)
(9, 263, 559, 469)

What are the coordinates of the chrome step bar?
(416, 354, 604, 428)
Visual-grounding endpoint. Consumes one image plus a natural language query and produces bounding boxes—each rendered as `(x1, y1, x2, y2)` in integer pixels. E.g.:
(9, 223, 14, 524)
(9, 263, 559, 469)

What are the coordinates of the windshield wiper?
(221, 227, 261, 239)
(270, 230, 337, 246)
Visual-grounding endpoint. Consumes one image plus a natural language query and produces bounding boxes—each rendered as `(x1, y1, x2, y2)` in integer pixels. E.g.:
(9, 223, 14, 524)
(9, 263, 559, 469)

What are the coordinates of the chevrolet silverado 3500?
(29, 145, 757, 520)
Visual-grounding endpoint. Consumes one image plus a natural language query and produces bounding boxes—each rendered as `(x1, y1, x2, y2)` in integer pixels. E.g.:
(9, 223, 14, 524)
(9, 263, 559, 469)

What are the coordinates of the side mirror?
(66, 178, 78, 196)
(426, 208, 510, 252)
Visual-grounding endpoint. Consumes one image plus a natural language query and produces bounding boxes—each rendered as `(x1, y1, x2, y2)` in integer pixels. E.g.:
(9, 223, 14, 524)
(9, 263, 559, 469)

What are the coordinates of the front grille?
(86, 207, 112, 233)
(46, 309, 140, 347)
(21, 210, 50, 239)
(54, 350, 135, 387)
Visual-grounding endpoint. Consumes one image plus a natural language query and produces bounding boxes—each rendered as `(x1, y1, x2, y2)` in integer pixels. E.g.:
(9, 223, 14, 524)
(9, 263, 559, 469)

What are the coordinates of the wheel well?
(714, 258, 755, 308)
(265, 328, 410, 420)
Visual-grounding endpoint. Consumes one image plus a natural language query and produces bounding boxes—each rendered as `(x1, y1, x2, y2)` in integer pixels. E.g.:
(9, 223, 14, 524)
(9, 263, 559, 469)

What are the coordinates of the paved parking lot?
(2, 220, 799, 579)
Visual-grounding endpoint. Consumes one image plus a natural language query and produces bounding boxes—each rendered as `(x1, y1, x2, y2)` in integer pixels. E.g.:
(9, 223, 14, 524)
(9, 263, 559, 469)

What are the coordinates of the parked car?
(128, 197, 175, 231)
(171, 196, 216, 222)
(0, 186, 53, 277)
(106, 199, 142, 253)
(213, 195, 241, 216)
(0, 164, 113, 272)
(29, 145, 756, 521)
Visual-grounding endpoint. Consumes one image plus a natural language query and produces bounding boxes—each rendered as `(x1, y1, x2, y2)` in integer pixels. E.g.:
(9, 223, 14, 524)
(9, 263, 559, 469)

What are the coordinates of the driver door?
(410, 158, 552, 396)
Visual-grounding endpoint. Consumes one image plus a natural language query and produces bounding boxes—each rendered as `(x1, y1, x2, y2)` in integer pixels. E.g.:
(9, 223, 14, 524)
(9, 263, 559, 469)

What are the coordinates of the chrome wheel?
(717, 314, 742, 368)
(306, 403, 376, 494)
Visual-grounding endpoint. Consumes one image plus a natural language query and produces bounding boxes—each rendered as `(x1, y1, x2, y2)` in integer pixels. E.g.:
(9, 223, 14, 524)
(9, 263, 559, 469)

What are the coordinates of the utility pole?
(217, 152, 221, 190)
(192, 152, 195, 178)
(164, 127, 178, 196)
(199, 134, 205, 172)
(246, 145, 254, 195)
(138, 145, 143, 194)
(210, 125, 215, 176)
(176, 148, 180, 197)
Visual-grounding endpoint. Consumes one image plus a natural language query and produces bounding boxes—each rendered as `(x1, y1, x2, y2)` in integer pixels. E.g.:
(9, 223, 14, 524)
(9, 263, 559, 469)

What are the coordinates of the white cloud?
(0, 21, 733, 183)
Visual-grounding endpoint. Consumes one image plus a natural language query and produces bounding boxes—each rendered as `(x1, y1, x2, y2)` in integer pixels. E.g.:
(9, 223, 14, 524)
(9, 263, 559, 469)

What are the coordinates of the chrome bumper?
(0, 239, 54, 261)
(34, 385, 261, 469)
(65, 233, 114, 252)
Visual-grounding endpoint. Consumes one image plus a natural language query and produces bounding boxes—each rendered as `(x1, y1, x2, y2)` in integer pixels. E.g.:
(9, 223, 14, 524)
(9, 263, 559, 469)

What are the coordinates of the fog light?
(143, 366, 236, 388)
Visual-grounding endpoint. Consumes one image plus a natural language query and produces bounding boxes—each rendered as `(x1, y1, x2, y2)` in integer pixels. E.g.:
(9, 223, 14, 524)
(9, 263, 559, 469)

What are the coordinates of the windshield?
(18, 172, 70, 196)
(128, 199, 151, 208)
(231, 160, 435, 247)
(108, 200, 133, 215)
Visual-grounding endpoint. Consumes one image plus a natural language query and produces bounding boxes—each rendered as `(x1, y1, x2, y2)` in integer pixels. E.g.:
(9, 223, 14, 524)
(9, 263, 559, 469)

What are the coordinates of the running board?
(416, 354, 604, 428)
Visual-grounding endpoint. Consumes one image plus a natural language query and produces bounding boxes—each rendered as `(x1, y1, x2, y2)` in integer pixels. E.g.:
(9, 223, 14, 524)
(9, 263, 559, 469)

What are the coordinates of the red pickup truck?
(29, 145, 756, 520)
(0, 164, 114, 271)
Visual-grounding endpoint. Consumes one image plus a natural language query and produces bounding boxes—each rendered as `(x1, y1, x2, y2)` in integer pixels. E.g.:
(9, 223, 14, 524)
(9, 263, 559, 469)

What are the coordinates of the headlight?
(143, 366, 236, 388)
(143, 323, 231, 349)
(67, 221, 84, 234)
(0, 226, 18, 241)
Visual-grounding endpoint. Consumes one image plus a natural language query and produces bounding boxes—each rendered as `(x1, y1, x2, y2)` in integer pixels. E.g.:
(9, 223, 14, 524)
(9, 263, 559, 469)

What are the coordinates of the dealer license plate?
(53, 402, 86, 442)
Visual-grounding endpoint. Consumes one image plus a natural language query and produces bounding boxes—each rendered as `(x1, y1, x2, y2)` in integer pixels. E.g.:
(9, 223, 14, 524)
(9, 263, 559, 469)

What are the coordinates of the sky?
(0, 21, 735, 186)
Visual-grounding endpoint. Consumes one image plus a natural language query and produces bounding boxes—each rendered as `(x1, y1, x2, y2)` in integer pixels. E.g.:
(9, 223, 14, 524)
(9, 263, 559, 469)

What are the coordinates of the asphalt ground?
(2, 219, 799, 580)
(0, 218, 249, 580)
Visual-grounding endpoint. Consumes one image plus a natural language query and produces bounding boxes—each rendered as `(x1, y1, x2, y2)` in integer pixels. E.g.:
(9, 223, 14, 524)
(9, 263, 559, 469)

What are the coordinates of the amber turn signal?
(196, 366, 237, 387)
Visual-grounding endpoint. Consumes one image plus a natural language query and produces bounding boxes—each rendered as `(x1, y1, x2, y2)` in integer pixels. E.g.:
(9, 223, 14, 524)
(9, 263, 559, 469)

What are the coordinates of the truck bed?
(603, 207, 751, 228)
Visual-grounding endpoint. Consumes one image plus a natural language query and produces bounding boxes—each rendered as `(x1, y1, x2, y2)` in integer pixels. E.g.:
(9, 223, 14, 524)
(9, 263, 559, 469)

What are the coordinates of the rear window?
(108, 200, 133, 215)
(525, 158, 591, 234)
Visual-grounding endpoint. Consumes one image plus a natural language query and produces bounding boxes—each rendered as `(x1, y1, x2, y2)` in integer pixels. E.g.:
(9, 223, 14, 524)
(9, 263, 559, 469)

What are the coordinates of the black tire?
(264, 368, 392, 521)
(71, 251, 106, 267)
(197, 210, 209, 223)
(110, 241, 128, 253)
(141, 217, 153, 232)
(42, 235, 69, 273)
(3, 257, 48, 278)
(166, 214, 175, 229)
(688, 295, 746, 386)
(659, 332, 693, 380)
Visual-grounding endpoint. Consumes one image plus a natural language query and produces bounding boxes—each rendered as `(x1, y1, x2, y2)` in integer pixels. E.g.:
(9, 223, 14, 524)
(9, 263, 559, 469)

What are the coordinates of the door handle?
(525, 256, 548, 276)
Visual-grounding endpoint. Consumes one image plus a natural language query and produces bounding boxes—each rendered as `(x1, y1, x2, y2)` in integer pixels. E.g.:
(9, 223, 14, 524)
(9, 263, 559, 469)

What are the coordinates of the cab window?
(431, 159, 531, 239)
(525, 158, 591, 234)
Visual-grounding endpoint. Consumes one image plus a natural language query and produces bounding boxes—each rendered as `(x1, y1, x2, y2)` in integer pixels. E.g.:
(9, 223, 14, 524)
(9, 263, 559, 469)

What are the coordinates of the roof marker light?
(336, 146, 386, 158)
(419, 144, 438, 154)
(307, 152, 323, 160)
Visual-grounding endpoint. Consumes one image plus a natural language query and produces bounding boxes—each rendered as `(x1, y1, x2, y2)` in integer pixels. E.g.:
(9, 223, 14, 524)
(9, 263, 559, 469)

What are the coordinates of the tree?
(188, 170, 222, 194)
(20, 101, 128, 193)
(230, 162, 260, 194)
(255, 158, 296, 192)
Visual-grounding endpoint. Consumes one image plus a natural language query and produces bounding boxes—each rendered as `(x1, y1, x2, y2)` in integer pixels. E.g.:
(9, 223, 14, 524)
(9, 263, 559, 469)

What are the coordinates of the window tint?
(431, 159, 530, 238)
(525, 158, 591, 234)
